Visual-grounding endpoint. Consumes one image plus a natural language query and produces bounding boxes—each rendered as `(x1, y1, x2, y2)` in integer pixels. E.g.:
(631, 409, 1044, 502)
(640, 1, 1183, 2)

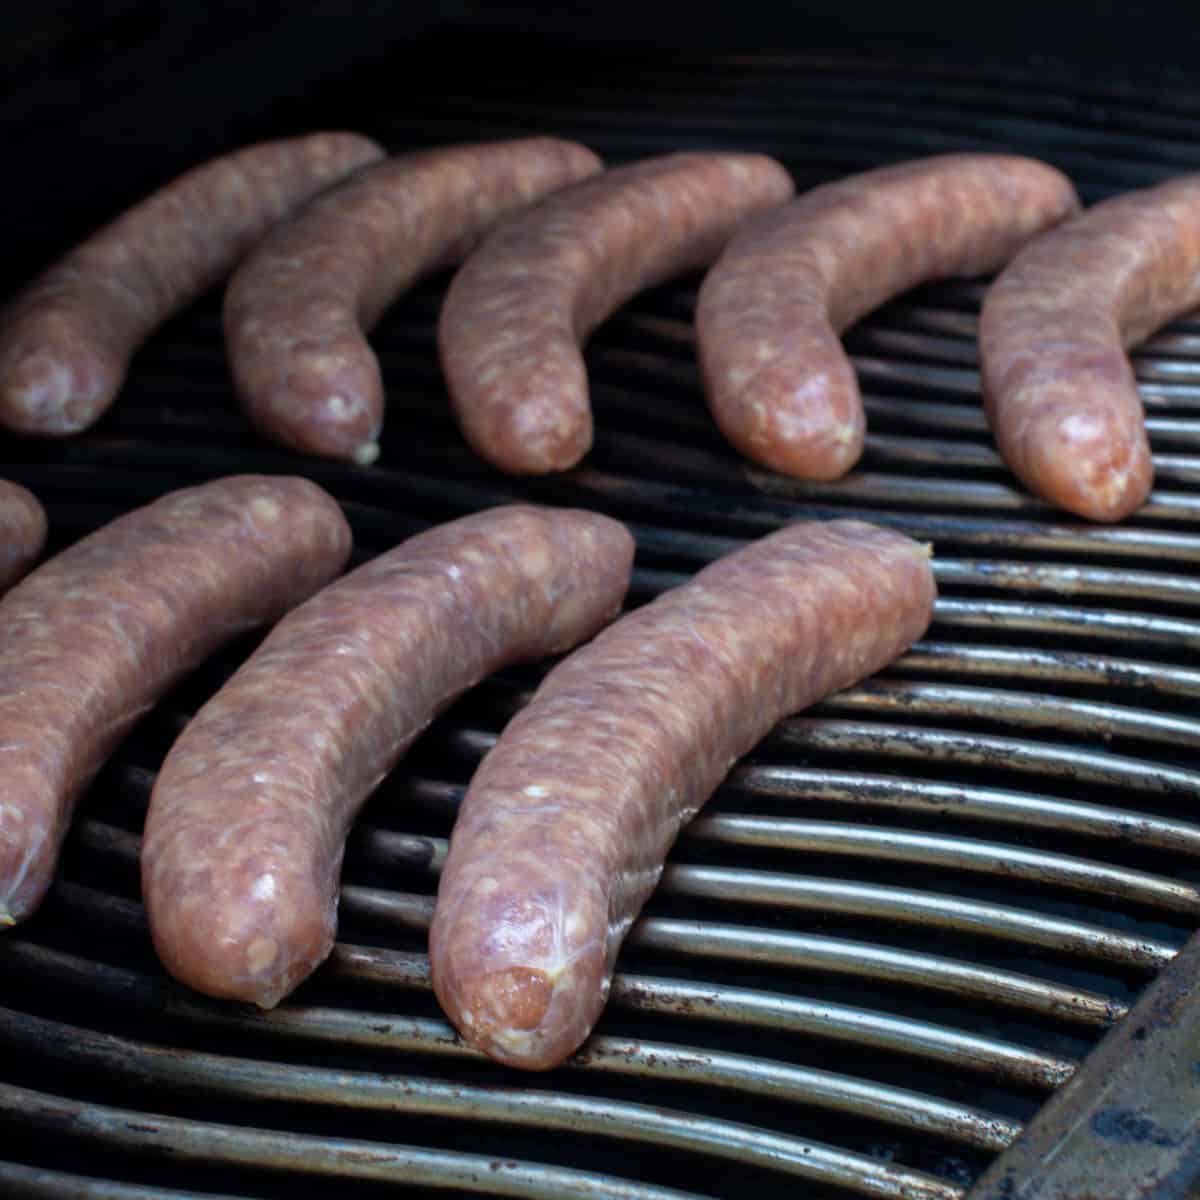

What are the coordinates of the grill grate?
(2, 34, 1200, 1200)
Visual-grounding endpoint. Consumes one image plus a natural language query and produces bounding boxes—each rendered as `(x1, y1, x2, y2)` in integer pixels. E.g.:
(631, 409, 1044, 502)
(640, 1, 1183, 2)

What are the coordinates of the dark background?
(2, 1, 1197, 281)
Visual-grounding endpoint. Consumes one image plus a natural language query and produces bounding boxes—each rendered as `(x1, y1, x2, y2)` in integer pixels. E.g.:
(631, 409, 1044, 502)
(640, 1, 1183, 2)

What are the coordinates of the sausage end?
(146, 879, 337, 1010)
(700, 324, 866, 480)
(0, 335, 119, 435)
(461, 395, 594, 476)
(453, 967, 553, 1040)
(985, 355, 1154, 522)
(434, 961, 600, 1072)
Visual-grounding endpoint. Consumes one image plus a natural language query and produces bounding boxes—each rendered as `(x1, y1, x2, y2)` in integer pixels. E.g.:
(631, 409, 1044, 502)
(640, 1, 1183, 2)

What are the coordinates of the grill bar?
(928, 561, 1200, 609)
(0, 1164, 231, 1200)
(605, 977, 1075, 1091)
(342, 860, 1174, 975)
(774, 721, 1200, 799)
(0, 1006, 980, 1195)
(687, 815, 1200, 910)
(928, 599, 1200, 651)
(321, 895, 1127, 1029)
(823, 680, 1200, 750)
(63, 813, 1152, 1035)
(567, 464, 1200, 564)
(897, 644, 1200, 701)
(77, 809, 1193, 969)
(626, 923, 1127, 1026)
(855, 391, 1200, 443)
(0, 1082, 721, 1200)
(13, 875, 1127, 1052)
(410, 768, 1200, 858)
(657, 866, 1175, 969)
(0, 938, 1075, 1091)
(683, 815, 1200, 911)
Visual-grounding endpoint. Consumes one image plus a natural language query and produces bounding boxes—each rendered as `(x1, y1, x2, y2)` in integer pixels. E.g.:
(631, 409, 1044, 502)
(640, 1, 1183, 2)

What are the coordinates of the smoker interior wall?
(2, 1, 1197, 302)
(450, 0, 1200, 62)
(0, 1, 447, 282)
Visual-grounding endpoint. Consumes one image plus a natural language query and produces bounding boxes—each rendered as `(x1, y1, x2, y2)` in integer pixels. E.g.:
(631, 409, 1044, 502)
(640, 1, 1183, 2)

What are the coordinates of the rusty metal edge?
(966, 928, 1200, 1200)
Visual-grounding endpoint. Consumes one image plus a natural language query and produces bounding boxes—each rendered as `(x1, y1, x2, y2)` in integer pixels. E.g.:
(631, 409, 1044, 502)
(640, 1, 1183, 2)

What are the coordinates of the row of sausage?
(2, 134, 1198, 522)
(0, 474, 935, 1071)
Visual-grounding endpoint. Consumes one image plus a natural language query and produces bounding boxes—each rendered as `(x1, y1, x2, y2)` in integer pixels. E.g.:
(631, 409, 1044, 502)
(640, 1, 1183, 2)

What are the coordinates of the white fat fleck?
(246, 936, 279, 974)
(523, 784, 550, 797)
(446, 564, 463, 580)
(520, 544, 550, 577)
(251, 771, 272, 785)
(726, 366, 754, 392)
(353, 440, 380, 466)
(249, 496, 282, 523)
(1058, 412, 1104, 444)
(251, 873, 277, 902)
(491, 1027, 535, 1057)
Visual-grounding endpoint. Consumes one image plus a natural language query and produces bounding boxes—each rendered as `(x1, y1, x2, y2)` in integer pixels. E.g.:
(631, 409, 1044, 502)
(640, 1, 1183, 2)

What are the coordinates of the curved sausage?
(141, 504, 634, 1009)
(0, 475, 352, 927)
(0, 133, 384, 437)
(980, 173, 1200, 522)
(695, 154, 1080, 480)
(225, 138, 604, 465)
(430, 518, 936, 1070)
(0, 481, 47, 594)
(438, 151, 795, 475)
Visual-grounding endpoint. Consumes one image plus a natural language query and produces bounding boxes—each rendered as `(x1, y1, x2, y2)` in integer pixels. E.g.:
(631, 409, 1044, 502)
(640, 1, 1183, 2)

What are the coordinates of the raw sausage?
(0, 481, 47, 594)
(430, 518, 936, 1070)
(696, 154, 1079, 480)
(438, 151, 795, 474)
(0, 133, 384, 436)
(980, 173, 1200, 521)
(141, 504, 634, 1008)
(225, 138, 604, 465)
(0, 475, 352, 927)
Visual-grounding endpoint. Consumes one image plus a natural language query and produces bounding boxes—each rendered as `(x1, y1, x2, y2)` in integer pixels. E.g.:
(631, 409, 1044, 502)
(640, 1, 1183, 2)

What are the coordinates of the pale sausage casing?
(0, 132, 384, 436)
(0, 475, 352, 927)
(225, 138, 604, 465)
(430, 518, 936, 1070)
(142, 504, 634, 1009)
(0, 480, 47, 594)
(696, 154, 1080, 480)
(980, 173, 1200, 522)
(438, 151, 795, 475)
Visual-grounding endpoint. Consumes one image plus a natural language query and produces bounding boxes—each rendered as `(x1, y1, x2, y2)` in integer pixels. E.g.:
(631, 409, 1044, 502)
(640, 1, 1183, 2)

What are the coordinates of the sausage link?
(225, 138, 603, 466)
(0, 480, 47, 594)
(0, 476, 352, 927)
(0, 133, 384, 436)
(696, 154, 1079, 480)
(430, 518, 936, 1070)
(142, 504, 634, 1009)
(980, 174, 1200, 522)
(438, 152, 795, 474)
